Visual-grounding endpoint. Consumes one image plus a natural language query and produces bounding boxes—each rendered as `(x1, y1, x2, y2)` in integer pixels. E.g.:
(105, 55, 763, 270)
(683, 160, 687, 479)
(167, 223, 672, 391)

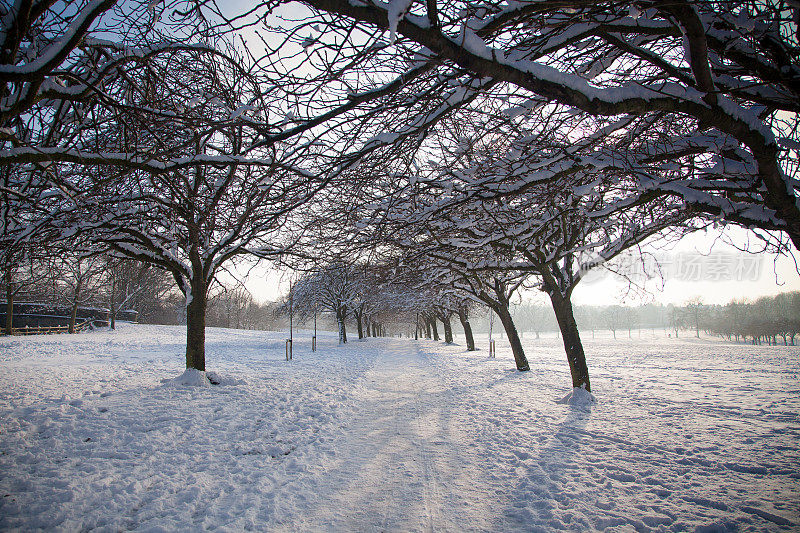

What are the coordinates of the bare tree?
(3, 0, 493, 374)
(379, 114, 694, 389)
(454, 298, 478, 351)
(289, 263, 360, 344)
(291, 0, 800, 250)
(605, 306, 624, 340)
(0, 160, 62, 334)
(516, 303, 554, 340)
(0, 1, 257, 171)
(105, 257, 170, 329)
(0, 242, 51, 334)
(53, 250, 106, 333)
(669, 305, 685, 338)
(428, 261, 532, 371)
(684, 297, 706, 338)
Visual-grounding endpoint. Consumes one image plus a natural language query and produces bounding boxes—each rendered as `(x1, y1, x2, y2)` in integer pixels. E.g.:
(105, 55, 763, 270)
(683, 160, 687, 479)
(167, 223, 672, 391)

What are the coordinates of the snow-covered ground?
(0, 324, 798, 531)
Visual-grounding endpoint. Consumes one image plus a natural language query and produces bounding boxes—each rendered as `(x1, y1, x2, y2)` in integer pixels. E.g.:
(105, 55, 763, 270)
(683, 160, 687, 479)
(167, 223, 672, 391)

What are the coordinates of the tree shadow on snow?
(496, 405, 596, 531)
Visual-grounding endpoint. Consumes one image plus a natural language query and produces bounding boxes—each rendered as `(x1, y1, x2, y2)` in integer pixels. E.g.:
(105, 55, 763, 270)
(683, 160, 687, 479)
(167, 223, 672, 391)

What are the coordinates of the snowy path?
(280, 339, 495, 532)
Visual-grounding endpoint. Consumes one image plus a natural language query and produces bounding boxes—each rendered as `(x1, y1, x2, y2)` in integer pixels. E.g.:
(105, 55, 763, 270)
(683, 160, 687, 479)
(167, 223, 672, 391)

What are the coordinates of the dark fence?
(0, 302, 135, 335)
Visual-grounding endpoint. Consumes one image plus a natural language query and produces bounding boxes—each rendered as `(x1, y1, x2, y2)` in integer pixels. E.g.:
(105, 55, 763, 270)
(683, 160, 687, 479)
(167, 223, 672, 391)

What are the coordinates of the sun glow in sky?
(572, 230, 800, 306)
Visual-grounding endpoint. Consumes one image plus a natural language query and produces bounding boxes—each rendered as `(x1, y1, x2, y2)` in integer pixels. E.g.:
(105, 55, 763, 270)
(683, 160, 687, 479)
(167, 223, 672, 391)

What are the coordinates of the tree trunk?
(5, 295, 12, 335)
(356, 310, 364, 339)
(69, 301, 78, 333)
(109, 275, 117, 330)
(5, 268, 13, 335)
(68, 276, 84, 334)
(424, 319, 431, 339)
(441, 313, 453, 343)
(549, 292, 591, 392)
(457, 308, 476, 351)
(493, 304, 530, 371)
(185, 277, 208, 371)
(430, 316, 439, 341)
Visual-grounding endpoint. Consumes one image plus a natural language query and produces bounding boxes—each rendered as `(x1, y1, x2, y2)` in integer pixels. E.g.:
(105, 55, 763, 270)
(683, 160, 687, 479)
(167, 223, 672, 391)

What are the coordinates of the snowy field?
(0, 324, 798, 532)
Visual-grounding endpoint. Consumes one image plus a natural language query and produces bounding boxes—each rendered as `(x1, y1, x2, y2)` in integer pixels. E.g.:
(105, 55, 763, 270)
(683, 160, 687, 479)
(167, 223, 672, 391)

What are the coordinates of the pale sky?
(572, 227, 800, 306)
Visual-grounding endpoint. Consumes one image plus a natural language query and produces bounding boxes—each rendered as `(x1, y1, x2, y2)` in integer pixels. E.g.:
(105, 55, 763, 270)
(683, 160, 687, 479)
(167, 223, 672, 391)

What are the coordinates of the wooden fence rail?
(9, 318, 108, 336)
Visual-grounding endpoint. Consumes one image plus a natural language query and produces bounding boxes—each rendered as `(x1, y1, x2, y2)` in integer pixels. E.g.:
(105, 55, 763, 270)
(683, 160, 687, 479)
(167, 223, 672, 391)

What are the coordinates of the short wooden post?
(288, 285, 293, 359)
(488, 309, 495, 358)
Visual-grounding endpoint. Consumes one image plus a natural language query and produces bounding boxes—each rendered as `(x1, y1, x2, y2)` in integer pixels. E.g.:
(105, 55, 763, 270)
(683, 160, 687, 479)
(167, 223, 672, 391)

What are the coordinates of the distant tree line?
(695, 294, 800, 346)
(0, 248, 286, 334)
(472, 294, 800, 347)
